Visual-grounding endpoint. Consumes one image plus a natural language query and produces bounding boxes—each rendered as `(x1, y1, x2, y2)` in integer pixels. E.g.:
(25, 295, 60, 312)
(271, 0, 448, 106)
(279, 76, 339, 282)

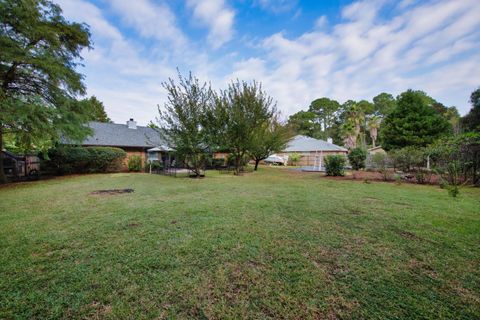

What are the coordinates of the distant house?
(276, 135, 348, 167)
(63, 119, 165, 168)
(367, 146, 386, 155)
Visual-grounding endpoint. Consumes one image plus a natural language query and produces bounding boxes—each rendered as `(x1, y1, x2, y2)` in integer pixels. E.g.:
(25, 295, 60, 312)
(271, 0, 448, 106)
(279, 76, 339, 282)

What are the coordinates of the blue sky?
(56, 0, 480, 125)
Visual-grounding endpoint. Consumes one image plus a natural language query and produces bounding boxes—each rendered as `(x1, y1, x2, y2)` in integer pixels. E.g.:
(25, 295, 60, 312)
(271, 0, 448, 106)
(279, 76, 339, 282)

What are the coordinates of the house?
(67, 119, 165, 168)
(276, 135, 348, 167)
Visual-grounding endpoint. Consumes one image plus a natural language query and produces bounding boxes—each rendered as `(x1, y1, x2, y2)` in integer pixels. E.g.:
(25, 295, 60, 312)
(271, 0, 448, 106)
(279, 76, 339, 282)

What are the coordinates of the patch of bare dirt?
(90, 188, 134, 196)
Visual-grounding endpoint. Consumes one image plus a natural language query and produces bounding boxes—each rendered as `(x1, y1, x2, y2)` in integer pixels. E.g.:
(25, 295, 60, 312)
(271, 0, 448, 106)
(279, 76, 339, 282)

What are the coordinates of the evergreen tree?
(0, 0, 92, 183)
(381, 90, 451, 150)
(461, 87, 480, 132)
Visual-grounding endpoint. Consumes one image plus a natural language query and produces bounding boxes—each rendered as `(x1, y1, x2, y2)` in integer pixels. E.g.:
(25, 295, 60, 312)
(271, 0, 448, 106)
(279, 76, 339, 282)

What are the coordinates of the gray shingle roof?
(284, 135, 348, 152)
(66, 121, 164, 148)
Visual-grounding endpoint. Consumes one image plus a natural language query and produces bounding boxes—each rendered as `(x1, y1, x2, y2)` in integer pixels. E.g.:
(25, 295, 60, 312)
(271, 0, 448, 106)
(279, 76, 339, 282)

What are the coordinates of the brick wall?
(276, 151, 347, 167)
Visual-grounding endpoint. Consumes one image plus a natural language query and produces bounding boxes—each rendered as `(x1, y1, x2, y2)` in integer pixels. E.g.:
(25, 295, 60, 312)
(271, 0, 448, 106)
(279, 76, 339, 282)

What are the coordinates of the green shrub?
(128, 155, 143, 172)
(43, 146, 126, 175)
(371, 153, 391, 181)
(289, 153, 301, 166)
(146, 160, 163, 172)
(348, 147, 367, 170)
(324, 155, 346, 176)
(389, 146, 424, 172)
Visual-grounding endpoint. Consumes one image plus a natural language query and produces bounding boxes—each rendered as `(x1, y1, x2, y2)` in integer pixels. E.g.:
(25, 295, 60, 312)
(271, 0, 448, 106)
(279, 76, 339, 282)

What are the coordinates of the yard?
(0, 168, 479, 319)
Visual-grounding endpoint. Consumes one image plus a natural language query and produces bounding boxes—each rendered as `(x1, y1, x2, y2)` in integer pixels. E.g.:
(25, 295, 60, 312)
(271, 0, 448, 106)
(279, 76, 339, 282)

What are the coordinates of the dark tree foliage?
(0, 0, 92, 182)
(348, 147, 367, 170)
(79, 96, 111, 123)
(381, 90, 451, 151)
(461, 87, 480, 133)
(42, 146, 126, 175)
(287, 110, 321, 138)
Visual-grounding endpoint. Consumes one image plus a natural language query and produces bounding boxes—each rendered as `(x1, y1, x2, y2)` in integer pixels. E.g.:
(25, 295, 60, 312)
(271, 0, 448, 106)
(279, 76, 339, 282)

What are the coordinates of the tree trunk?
(254, 159, 260, 171)
(234, 155, 240, 175)
(0, 128, 6, 183)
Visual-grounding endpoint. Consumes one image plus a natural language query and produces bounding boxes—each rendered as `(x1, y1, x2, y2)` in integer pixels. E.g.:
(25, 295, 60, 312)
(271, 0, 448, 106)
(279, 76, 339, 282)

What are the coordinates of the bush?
(146, 160, 163, 172)
(389, 146, 424, 172)
(371, 153, 391, 181)
(289, 153, 301, 166)
(43, 146, 126, 175)
(348, 147, 367, 170)
(429, 133, 480, 187)
(128, 155, 143, 172)
(324, 155, 346, 176)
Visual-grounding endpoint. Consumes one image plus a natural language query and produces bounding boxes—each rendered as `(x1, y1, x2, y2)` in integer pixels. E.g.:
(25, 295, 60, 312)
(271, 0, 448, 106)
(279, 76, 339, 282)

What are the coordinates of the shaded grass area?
(0, 169, 479, 319)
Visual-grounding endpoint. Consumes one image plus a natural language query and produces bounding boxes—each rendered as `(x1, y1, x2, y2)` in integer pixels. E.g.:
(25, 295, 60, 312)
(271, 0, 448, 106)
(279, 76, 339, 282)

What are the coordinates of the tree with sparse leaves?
(0, 0, 93, 183)
(156, 72, 212, 177)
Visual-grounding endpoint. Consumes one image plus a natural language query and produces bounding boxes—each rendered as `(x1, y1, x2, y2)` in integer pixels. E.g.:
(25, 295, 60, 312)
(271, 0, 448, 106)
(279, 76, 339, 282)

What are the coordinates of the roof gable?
(284, 135, 348, 152)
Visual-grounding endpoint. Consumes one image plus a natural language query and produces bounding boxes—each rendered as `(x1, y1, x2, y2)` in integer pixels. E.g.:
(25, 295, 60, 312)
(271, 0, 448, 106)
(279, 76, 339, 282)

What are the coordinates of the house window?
(147, 152, 158, 161)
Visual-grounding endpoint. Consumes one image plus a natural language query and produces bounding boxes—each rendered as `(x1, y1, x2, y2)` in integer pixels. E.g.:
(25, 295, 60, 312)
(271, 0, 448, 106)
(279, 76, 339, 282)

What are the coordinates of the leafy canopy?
(0, 0, 93, 181)
(248, 115, 292, 170)
(156, 72, 212, 176)
(381, 90, 451, 150)
(208, 80, 276, 174)
(78, 96, 111, 123)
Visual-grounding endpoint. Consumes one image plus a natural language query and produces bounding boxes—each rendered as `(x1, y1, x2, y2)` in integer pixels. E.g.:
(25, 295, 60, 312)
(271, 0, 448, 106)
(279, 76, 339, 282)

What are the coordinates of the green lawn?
(0, 168, 479, 319)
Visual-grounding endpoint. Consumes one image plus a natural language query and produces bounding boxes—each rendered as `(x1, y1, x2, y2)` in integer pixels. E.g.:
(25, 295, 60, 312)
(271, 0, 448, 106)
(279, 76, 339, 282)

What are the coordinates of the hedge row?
(43, 146, 126, 175)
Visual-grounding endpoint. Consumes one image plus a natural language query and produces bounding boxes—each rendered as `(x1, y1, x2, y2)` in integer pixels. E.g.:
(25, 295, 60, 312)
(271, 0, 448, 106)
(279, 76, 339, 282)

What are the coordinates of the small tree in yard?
(207, 81, 275, 175)
(348, 147, 367, 170)
(371, 153, 391, 181)
(324, 155, 346, 176)
(156, 72, 212, 177)
(249, 116, 292, 171)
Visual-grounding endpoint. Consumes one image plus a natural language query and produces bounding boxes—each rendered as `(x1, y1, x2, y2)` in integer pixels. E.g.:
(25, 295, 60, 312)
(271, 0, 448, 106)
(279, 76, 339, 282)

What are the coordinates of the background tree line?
(287, 90, 465, 151)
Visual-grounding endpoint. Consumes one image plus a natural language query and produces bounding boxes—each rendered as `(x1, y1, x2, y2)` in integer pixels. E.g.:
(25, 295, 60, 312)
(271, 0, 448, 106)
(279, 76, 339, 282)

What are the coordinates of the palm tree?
(341, 121, 357, 149)
(343, 103, 365, 149)
(367, 116, 381, 147)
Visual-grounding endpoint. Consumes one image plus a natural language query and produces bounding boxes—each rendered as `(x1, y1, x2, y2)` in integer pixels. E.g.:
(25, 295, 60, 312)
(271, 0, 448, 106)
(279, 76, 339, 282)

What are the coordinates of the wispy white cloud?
(187, 0, 235, 49)
(109, 0, 187, 47)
